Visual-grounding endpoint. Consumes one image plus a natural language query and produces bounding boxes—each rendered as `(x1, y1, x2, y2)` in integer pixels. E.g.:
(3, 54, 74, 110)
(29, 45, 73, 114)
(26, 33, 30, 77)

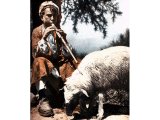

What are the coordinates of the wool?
(64, 46, 129, 119)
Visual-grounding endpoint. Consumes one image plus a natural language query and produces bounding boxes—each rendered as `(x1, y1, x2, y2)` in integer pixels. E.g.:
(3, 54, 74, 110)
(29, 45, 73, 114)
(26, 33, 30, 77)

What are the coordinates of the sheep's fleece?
(64, 46, 129, 116)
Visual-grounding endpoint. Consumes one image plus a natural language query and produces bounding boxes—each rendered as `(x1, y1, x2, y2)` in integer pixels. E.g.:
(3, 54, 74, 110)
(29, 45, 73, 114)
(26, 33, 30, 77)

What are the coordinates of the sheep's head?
(64, 82, 89, 116)
(64, 84, 80, 116)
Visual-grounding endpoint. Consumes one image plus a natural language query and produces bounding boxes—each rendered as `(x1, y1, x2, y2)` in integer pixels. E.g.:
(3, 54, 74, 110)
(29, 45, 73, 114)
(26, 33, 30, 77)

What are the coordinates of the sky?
(61, 0, 129, 54)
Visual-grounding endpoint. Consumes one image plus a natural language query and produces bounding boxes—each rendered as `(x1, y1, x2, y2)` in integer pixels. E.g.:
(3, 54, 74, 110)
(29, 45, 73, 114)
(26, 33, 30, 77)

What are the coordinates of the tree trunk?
(53, 0, 62, 29)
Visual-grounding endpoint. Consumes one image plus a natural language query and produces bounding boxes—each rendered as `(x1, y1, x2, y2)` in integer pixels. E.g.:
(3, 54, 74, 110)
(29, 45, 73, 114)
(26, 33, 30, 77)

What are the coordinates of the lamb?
(63, 46, 129, 119)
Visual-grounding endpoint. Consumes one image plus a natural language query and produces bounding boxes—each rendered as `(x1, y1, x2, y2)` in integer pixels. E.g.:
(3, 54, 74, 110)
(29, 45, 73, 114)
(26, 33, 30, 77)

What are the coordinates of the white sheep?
(64, 46, 129, 119)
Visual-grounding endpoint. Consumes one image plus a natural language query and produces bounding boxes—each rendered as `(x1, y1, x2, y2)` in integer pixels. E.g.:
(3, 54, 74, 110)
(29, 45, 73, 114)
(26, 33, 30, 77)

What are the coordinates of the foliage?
(62, 0, 122, 38)
(108, 28, 130, 47)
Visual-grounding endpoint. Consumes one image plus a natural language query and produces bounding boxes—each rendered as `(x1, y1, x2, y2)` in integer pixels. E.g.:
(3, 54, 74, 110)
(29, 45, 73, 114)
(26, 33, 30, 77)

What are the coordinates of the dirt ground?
(31, 104, 129, 120)
(31, 107, 68, 120)
(31, 88, 129, 120)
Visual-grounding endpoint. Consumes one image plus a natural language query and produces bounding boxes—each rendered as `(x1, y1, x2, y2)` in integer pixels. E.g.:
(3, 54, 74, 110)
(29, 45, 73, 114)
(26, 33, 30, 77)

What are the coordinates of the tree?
(108, 29, 130, 47)
(62, 0, 122, 38)
(31, 0, 122, 38)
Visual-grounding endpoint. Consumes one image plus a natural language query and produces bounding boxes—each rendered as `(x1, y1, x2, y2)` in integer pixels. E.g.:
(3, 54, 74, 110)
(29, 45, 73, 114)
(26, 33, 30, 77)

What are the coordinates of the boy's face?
(41, 7, 57, 27)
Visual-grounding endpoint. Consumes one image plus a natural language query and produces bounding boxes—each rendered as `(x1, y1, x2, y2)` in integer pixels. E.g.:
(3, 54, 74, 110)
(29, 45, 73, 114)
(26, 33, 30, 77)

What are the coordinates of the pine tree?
(62, 0, 122, 38)
(31, 0, 122, 38)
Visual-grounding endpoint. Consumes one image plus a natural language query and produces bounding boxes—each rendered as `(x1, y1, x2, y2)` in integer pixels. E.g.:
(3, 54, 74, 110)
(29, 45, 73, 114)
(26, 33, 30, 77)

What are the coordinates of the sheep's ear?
(73, 89, 80, 94)
(81, 89, 89, 97)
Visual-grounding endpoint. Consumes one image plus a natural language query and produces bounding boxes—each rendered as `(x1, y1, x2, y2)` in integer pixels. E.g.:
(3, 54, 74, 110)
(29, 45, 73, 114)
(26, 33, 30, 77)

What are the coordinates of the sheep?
(63, 46, 129, 119)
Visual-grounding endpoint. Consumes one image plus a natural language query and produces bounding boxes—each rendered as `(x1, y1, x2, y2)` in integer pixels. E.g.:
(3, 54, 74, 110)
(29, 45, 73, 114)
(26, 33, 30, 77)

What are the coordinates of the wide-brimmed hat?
(39, 1, 59, 16)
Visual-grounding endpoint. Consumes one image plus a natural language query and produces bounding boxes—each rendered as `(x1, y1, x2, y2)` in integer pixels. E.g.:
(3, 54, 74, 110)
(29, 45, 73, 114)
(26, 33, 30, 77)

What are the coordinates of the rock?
(38, 98, 54, 117)
(103, 115, 129, 120)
